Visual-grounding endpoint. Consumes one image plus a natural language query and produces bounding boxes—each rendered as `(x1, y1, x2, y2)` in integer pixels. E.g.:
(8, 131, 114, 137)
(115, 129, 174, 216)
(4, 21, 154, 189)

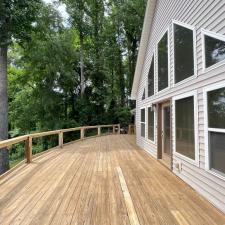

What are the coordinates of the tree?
(61, 0, 90, 97)
(0, 0, 41, 174)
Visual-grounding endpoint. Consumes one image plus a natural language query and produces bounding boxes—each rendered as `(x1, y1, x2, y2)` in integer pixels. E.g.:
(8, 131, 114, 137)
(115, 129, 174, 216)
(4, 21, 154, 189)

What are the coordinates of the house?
(131, 0, 225, 213)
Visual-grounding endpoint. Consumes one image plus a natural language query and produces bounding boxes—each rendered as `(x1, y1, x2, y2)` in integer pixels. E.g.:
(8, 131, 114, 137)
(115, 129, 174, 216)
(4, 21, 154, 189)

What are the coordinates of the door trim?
(157, 100, 172, 170)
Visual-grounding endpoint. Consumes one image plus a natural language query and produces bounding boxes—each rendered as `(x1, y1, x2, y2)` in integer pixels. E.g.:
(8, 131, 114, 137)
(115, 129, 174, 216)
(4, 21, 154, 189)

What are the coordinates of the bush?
(115, 107, 131, 127)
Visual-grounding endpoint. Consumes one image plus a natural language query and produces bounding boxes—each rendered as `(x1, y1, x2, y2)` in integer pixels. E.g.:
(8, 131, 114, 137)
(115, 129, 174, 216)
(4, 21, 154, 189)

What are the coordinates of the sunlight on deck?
(0, 135, 224, 225)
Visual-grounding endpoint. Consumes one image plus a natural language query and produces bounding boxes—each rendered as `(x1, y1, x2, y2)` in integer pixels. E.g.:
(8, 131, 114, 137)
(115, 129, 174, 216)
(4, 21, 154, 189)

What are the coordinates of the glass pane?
(148, 56, 154, 97)
(141, 108, 145, 122)
(158, 32, 168, 91)
(164, 106, 171, 155)
(205, 35, 225, 68)
(210, 132, 225, 175)
(148, 108, 154, 141)
(142, 89, 145, 100)
(208, 87, 225, 129)
(175, 96, 195, 160)
(141, 123, 145, 138)
(174, 24, 194, 83)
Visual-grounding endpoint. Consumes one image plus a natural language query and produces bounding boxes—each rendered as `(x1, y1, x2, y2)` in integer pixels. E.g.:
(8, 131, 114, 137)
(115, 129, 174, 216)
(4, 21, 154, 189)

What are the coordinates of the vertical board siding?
(136, 0, 225, 213)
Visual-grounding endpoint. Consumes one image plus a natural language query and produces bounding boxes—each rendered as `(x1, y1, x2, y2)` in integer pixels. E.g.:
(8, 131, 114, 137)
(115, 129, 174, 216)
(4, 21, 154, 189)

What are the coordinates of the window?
(158, 31, 169, 91)
(141, 108, 145, 138)
(205, 85, 225, 176)
(174, 93, 197, 162)
(142, 89, 145, 100)
(148, 56, 154, 97)
(148, 107, 155, 142)
(203, 31, 225, 69)
(173, 23, 195, 83)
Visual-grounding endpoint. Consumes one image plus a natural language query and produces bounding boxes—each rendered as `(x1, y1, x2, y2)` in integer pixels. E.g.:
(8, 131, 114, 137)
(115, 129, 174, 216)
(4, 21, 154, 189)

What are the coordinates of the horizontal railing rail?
(0, 124, 120, 164)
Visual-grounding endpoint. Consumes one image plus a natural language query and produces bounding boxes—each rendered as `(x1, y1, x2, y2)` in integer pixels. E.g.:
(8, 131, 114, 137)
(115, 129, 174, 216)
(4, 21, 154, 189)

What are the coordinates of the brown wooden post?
(98, 126, 101, 136)
(118, 124, 121, 134)
(80, 128, 85, 139)
(59, 131, 63, 148)
(25, 136, 32, 163)
(113, 126, 115, 134)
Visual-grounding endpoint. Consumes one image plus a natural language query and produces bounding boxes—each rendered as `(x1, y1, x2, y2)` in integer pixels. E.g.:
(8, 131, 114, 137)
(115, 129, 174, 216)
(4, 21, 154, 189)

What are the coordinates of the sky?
(42, 0, 69, 21)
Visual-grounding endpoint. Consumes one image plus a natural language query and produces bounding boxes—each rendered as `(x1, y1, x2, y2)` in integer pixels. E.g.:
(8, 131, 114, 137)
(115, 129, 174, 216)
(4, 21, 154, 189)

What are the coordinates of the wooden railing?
(0, 124, 120, 164)
(128, 124, 136, 135)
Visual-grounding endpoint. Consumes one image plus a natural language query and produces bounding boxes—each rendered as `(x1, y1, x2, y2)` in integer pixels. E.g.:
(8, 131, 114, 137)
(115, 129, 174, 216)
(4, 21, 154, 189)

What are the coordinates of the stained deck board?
(0, 135, 225, 225)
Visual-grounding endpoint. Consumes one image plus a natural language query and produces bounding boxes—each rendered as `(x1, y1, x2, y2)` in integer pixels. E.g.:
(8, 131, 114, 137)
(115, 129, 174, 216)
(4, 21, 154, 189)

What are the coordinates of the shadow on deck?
(0, 135, 225, 225)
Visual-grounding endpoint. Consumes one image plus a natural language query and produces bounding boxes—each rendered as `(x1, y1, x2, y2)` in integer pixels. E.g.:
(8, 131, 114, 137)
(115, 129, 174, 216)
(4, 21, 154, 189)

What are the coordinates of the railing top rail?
(0, 124, 120, 149)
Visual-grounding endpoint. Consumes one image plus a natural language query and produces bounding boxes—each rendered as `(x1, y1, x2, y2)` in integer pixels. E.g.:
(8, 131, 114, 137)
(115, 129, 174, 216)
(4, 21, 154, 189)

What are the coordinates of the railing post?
(80, 128, 85, 140)
(25, 136, 32, 163)
(118, 124, 120, 134)
(113, 126, 115, 134)
(59, 131, 63, 148)
(98, 126, 101, 136)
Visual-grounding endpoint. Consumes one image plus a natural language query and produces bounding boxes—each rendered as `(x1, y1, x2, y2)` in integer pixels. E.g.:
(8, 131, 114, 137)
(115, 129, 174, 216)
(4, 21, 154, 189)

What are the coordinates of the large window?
(141, 108, 145, 138)
(205, 85, 225, 176)
(148, 107, 155, 142)
(158, 31, 169, 92)
(174, 93, 197, 162)
(148, 56, 154, 97)
(203, 31, 225, 69)
(173, 23, 195, 83)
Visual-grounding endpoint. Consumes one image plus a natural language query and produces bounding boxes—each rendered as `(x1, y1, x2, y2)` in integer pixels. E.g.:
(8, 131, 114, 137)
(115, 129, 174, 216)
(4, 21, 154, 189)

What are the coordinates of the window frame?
(172, 20, 197, 87)
(201, 29, 225, 73)
(203, 81, 225, 180)
(147, 52, 155, 98)
(140, 107, 146, 138)
(147, 105, 156, 144)
(156, 28, 170, 94)
(172, 90, 199, 166)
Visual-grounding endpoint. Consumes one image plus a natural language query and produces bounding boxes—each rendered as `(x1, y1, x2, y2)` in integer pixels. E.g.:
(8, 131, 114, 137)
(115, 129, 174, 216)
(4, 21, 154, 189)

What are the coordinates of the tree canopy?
(0, 0, 147, 171)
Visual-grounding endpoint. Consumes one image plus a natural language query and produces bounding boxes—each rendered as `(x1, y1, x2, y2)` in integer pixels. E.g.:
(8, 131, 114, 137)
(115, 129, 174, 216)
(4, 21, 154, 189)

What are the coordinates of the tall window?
(141, 108, 145, 138)
(148, 56, 154, 97)
(175, 95, 196, 160)
(203, 32, 225, 68)
(158, 32, 168, 91)
(206, 86, 225, 175)
(148, 107, 155, 141)
(174, 23, 194, 83)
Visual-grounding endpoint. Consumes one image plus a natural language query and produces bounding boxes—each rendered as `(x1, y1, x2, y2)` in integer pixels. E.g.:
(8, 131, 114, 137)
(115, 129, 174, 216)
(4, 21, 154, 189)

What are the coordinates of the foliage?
(4, 0, 147, 166)
(0, 0, 42, 46)
(115, 107, 132, 127)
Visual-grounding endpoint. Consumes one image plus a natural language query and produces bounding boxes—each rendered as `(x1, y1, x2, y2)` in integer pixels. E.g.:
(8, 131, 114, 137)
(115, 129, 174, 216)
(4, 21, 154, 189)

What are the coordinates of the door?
(161, 103, 171, 167)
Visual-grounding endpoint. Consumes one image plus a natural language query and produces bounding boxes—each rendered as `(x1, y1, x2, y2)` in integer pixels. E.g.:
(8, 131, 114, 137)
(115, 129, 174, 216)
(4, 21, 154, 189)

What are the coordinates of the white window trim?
(203, 81, 225, 181)
(147, 105, 156, 144)
(172, 90, 199, 166)
(156, 28, 171, 94)
(172, 20, 197, 87)
(147, 51, 155, 99)
(201, 29, 225, 73)
(140, 107, 146, 138)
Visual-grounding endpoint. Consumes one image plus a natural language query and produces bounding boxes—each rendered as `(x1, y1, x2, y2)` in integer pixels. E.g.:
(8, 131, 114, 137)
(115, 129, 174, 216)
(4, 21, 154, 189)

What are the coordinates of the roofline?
(131, 0, 157, 100)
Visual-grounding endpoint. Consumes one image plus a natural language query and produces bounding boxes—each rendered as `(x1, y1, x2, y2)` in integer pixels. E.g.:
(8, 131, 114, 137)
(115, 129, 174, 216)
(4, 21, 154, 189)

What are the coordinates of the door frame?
(157, 100, 173, 169)
(161, 102, 171, 156)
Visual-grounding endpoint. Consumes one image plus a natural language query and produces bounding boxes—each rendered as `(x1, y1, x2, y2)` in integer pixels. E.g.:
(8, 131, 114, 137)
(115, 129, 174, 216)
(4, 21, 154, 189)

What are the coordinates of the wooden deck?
(0, 135, 225, 225)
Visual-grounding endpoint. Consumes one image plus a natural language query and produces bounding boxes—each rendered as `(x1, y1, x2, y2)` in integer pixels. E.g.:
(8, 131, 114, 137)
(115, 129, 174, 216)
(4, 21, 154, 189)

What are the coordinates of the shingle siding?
(136, 0, 225, 213)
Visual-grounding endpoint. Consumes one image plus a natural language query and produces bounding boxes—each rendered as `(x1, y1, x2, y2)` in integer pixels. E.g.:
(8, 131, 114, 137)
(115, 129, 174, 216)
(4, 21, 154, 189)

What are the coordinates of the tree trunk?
(80, 33, 85, 97)
(0, 45, 9, 174)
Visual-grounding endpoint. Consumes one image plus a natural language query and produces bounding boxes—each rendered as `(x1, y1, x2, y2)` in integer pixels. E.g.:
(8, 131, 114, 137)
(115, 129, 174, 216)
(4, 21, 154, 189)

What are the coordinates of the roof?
(131, 0, 157, 99)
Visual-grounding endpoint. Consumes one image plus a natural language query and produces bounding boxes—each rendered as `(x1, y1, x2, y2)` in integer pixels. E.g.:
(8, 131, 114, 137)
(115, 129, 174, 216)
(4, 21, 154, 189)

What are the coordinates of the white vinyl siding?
(135, 0, 225, 213)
